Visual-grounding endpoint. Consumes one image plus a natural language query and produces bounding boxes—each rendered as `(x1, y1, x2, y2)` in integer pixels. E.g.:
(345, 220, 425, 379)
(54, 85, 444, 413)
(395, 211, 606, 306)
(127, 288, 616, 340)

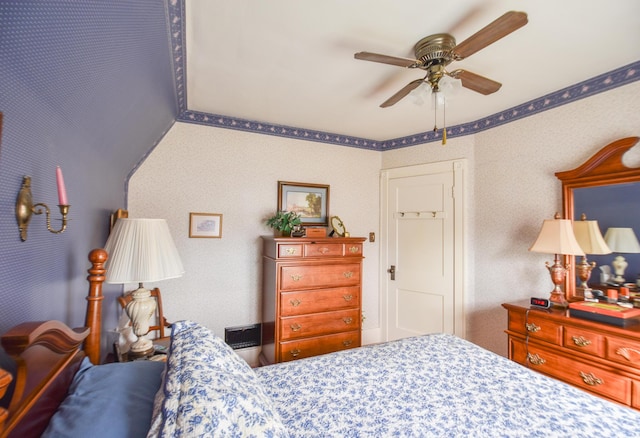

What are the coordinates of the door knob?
(387, 265, 396, 280)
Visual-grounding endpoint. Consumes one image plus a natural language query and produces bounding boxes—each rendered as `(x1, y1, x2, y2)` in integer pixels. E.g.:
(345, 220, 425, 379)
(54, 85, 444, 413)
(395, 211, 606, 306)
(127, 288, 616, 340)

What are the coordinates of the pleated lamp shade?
(529, 217, 585, 256)
(104, 218, 184, 284)
(604, 228, 640, 254)
(573, 219, 611, 255)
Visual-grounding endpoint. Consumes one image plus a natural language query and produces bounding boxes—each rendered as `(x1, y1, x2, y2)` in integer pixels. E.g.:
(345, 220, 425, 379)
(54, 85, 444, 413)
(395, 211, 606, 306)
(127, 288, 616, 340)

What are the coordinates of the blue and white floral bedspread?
(255, 333, 640, 437)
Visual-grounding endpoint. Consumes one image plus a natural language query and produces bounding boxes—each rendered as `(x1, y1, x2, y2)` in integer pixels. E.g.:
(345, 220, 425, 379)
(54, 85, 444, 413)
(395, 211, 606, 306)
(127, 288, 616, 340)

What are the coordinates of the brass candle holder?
(16, 176, 70, 241)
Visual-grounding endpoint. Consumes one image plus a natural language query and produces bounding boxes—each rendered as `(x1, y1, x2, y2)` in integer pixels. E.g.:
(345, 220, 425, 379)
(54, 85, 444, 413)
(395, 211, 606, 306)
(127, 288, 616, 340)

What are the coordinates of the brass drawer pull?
(343, 340, 353, 347)
(580, 371, 603, 386)
(616, 347, 640, 361)
(343, 294, 353, 302)
(290, 274, 303, 281)
(525, 322, 540, 333)
(343, 317, 353, 324)
(290, 349, 301, 358)
(286, 247, 297, 255)
(318, 247, 330, 254)
(290, 323, 302, 332)
(572, 336, 591, 347)
(343, 271, 353, 278)
(527, 353, 546, 366)
(289, 298, 301, 307)
(348, 246, 359, 253)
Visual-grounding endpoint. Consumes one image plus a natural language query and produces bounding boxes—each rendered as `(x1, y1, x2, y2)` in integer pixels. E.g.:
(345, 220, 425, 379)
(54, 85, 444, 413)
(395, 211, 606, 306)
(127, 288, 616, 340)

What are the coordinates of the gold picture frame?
(189, 212, 223, 238)
(277, 181, 329, 226)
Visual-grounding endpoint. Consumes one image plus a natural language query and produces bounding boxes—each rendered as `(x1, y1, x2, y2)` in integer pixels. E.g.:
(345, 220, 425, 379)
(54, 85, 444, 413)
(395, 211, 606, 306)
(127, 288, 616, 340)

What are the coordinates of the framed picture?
(189, 212, 223, 238)
(277, 181, 329, 226)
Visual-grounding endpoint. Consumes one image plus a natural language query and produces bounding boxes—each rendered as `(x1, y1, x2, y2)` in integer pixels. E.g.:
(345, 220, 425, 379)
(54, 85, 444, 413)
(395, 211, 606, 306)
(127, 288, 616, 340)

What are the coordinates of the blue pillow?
(43, 357, 165, 438)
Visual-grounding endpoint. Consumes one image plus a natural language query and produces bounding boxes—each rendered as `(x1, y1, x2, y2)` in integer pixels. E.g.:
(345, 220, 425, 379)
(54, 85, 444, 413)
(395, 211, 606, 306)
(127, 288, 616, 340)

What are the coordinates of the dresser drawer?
(280, 263, 360, 290)
(303, 243, 344, 258)
(508, 310, 562, 345)
(280, 309, 360, 340)
(607, 336, 640, 371)
(511, 338, 632, 405)
(343, 243, 363, 257)
(633, 381, 640, 409)
(277, 243, 303, 258)
(280, 287, 359, 316)
(279, 330, 360, 362)
(563, 326, 605, 358)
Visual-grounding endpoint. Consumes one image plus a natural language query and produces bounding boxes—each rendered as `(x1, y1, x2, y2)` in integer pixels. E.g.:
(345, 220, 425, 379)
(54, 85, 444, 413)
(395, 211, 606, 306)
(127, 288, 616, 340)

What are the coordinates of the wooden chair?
(117, 287, 170, 339)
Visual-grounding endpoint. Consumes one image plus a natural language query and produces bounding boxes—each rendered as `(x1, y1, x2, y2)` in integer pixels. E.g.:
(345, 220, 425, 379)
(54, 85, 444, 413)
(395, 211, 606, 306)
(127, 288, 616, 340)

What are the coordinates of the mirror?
(557, 137, 640, 301)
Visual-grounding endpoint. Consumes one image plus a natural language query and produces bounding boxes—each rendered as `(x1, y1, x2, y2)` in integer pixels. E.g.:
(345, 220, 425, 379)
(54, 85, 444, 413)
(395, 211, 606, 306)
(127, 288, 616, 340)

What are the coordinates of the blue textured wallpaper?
(0, 0, 177, 339)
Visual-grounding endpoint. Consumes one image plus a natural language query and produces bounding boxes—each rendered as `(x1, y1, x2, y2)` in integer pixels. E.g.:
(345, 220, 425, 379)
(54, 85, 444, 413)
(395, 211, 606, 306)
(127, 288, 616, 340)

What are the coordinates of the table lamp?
(529, 213, 584, 307)
(104, 218, 184, 358)
(572, 214, 611, 289)
(604, 227, 640, 284)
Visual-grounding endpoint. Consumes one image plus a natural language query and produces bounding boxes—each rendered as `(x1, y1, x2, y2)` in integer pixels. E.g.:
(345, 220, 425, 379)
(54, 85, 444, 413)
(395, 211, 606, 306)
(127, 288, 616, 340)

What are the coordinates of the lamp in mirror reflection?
(604, 227, 640, 284)
(104, 218, 184, 359)
(529, 213, 585, 307)
(573, 214, 611, 289)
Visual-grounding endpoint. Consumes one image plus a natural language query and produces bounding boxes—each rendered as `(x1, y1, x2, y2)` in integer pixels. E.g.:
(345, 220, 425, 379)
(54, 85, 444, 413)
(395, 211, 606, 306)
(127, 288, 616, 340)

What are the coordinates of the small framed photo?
(189, 212, 223, 238)
(278, 181, 329, 226)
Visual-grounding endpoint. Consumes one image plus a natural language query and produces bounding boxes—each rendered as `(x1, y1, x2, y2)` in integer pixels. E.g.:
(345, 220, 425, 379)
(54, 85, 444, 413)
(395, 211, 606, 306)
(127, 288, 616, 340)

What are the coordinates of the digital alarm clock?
(530, 297, 551, 309)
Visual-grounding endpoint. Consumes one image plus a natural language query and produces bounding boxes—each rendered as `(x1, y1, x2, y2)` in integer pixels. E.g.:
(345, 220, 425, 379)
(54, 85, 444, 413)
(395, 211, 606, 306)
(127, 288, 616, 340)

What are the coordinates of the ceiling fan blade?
(380, 79, 424, 108)
(452, 11, 528, 60)
(354, 51, 419, 68)
(449, 69, 501, 95)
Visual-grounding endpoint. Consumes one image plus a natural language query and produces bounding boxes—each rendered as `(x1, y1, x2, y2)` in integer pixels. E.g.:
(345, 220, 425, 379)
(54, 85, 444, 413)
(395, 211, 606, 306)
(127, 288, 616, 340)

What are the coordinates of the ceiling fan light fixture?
(354, 10, 528, 107)
(409, 82, 430, 106)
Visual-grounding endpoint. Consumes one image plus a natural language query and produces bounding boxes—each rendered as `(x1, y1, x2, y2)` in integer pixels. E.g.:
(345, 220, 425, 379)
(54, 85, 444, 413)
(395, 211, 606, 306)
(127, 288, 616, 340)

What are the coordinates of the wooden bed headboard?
(0, 248, 107, 438)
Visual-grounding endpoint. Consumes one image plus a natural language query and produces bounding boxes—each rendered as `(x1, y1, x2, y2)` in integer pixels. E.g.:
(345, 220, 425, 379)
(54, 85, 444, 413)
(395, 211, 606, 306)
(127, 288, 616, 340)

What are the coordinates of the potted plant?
(266, 211, 302, 237)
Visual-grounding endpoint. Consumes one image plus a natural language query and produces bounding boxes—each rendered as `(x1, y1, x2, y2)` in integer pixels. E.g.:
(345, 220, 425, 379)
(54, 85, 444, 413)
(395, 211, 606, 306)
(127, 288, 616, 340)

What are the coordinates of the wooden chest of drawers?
(261, 236, 365, 364)
(503, 302, 640, 409)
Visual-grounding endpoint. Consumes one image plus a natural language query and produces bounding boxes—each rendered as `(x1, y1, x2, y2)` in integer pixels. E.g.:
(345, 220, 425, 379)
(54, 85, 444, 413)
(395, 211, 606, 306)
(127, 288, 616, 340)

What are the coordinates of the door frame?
(380, 159, 466, 340)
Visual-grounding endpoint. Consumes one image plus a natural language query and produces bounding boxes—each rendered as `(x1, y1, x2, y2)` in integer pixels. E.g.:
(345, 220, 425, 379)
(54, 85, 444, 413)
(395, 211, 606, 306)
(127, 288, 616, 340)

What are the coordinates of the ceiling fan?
(354, 11, 528, 108)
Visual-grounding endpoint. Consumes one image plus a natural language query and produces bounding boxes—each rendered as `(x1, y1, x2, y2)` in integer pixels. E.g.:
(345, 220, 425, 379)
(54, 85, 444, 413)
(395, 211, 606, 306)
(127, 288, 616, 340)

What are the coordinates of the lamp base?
(549, 287, 569, 308)
(576, 257, 596, 290)
(612, 275, 626, 284)
(127, 338, 155, 360)
(545, 255, 569, 308)
(124, 283, 157, 359)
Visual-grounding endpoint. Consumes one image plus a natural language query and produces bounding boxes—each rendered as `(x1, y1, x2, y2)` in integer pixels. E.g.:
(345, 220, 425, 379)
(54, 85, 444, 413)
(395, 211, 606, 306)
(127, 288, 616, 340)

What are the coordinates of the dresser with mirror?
(504, 137, 640, 409)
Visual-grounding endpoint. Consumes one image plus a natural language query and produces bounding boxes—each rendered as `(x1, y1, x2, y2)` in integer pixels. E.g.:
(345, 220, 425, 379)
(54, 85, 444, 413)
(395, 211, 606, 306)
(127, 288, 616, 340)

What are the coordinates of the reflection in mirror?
(557, 136, 640, 301)
(574, 183, 640, 287)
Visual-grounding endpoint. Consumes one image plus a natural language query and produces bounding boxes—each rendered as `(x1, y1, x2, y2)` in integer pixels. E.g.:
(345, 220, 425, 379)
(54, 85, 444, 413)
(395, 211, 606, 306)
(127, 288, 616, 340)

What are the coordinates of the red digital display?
(530, 297, 550, 308)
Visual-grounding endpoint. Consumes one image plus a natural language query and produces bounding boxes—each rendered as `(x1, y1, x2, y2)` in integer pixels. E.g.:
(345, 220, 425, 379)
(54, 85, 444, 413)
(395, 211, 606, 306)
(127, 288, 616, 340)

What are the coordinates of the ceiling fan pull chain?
(433, 93, 438, 132)
(442, 98, 447, 146)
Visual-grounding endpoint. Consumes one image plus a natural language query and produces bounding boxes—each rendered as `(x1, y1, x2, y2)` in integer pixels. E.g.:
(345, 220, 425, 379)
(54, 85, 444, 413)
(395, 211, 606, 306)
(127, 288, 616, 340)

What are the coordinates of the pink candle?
(56, 166, 68, 205)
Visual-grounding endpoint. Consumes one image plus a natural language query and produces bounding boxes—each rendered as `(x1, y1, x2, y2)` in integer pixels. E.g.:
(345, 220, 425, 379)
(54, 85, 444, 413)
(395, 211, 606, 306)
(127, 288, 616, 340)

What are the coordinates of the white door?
(381, 160, 465, 341)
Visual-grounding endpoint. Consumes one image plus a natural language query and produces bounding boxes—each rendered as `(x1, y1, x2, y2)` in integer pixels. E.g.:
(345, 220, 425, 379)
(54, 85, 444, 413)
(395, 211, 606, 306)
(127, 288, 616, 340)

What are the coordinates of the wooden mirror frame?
(556, 136, 640, 301)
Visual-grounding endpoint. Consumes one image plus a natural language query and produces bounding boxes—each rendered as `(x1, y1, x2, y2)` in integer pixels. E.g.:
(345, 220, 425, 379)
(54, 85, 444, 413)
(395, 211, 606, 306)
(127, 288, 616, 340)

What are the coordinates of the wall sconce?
(15, 167, 70, 241)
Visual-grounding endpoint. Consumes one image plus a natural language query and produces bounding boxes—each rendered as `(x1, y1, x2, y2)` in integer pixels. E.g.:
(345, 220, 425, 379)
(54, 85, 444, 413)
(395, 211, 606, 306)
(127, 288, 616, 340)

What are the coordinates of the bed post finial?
(84, 248, 107, 364)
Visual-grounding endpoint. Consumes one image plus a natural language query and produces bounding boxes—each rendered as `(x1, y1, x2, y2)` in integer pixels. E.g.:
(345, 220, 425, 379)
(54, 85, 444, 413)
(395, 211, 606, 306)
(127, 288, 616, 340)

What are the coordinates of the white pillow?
(147, 320, 290, 437)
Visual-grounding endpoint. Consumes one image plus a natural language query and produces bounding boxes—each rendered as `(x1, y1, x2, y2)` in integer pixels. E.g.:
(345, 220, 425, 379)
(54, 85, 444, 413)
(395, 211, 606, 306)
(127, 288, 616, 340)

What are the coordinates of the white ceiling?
(185, 0, 640, 141)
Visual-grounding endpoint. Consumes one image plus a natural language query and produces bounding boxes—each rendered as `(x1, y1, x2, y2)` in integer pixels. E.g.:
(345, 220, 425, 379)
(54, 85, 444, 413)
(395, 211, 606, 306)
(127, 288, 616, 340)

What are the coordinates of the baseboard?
(362, 326, 383, 345)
